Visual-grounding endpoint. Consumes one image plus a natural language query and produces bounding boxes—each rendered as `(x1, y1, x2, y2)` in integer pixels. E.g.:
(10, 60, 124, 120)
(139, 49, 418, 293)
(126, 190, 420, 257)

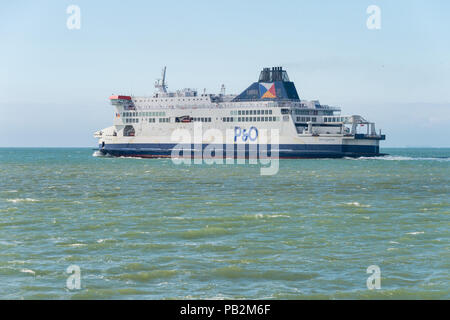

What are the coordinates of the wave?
(92, 151, 113, 157)
(343, 202, 371, 208)
(20, 269, 36, 275)
(7, 198, 38, 203)
(406, 231, 425, 235)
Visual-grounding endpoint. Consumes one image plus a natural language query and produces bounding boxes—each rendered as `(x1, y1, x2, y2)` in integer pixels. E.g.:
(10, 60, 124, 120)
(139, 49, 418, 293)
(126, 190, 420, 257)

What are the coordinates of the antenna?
(221, 84, 226, 95)
(154, 66, 168, 93)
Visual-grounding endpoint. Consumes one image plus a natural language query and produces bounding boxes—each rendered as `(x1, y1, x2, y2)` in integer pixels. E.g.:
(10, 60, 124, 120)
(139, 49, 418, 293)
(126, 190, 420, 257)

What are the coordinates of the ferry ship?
(94, 67, 385, 158)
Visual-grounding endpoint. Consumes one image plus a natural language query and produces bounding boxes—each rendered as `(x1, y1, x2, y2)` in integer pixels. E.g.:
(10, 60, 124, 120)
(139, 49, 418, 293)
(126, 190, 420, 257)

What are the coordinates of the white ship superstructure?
(95, 67, 385, 158)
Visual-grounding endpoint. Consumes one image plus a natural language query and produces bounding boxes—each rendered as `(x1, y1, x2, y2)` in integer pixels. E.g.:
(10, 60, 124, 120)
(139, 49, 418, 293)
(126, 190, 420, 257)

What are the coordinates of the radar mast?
(155, 66, 168, 93)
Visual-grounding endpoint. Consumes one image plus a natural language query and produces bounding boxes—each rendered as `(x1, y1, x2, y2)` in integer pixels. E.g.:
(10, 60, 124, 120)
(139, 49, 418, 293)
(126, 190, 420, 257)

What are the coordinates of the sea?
(0, 148, 448, 299)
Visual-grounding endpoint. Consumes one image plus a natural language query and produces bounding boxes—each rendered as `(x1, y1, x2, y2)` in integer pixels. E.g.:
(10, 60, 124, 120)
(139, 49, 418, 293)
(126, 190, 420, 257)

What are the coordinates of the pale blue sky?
(1, 0, 449, 147)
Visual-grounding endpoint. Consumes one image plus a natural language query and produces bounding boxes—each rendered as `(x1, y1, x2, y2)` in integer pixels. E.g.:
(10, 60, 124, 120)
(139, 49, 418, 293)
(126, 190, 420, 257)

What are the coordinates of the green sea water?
(0, 148, 448, 299)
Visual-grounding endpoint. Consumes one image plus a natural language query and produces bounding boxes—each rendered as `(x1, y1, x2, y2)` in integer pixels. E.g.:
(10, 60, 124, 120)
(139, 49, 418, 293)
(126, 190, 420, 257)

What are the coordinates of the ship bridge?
(232, 67, 300, 102)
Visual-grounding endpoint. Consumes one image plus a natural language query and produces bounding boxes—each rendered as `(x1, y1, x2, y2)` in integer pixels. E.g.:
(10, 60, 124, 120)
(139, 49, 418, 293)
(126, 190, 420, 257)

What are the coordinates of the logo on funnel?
(259, 83, 276, 99)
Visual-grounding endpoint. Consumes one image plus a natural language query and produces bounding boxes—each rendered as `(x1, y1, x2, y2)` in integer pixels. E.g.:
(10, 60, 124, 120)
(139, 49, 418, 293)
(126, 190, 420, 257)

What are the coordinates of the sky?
(1, 0, 449, 147)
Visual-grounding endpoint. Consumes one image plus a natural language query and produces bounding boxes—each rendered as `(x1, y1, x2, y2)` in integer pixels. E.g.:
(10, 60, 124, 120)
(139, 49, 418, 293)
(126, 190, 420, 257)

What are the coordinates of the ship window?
(238, 111, 242, 115)
(245, 117, 248, 121)
(257, 117, 260, 121)
(269, 110, 272, 115)
(245, 110, 249, 115)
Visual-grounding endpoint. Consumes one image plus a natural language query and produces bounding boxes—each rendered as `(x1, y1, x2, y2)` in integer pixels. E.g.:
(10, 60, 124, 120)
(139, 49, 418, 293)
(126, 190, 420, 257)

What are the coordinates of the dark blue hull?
(98, 143, 382, 159)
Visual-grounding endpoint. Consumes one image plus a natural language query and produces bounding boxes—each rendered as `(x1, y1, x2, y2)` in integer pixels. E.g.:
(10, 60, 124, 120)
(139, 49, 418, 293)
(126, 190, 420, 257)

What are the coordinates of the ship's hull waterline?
(98, 143, 382, 159)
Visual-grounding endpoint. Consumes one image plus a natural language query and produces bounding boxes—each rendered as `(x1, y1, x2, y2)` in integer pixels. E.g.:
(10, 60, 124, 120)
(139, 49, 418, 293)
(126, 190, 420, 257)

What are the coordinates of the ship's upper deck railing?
(128, 99, 342, 111)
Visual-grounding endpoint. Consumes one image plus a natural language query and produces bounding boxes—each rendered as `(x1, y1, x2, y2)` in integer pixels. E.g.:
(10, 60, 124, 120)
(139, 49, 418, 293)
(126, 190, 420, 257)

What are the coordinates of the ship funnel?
(233, 66, 299, 102)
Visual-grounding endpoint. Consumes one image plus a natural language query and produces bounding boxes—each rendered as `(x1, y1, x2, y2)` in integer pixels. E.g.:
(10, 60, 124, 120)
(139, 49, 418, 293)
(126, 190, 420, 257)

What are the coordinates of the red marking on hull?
(109, 95, 132, 100)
